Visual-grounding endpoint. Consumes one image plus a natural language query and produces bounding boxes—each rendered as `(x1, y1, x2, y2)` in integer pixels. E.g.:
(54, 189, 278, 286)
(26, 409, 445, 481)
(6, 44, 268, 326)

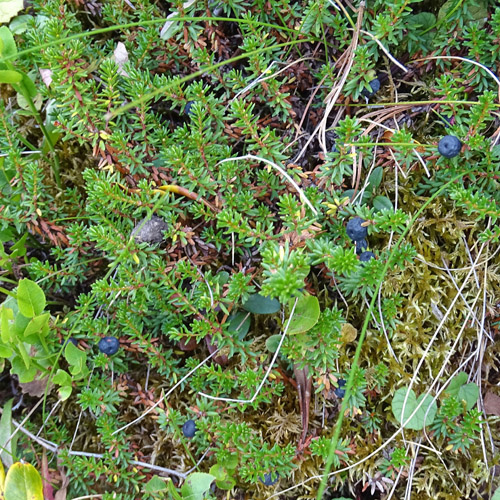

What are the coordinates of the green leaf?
(10, 356, 36, 383)
(64, 342, 86, 376)
(208, 464, 227, 482)
(242, 294, 281, 314)
(265, 334, 282, 353)
(287, 294, 320, 334)
(0, 26, 16, 59)
(366, 166, 383, 191)
(52, 369, 71, 387)
(215, 476, 236, 490)
(57, 386, 72, 401)
(446, 372, 468, 396)
(0, 306, 14, 344)
(408, 12, 436, 30)
(0, 0, 24, 25)
(0, 344, 13, 358)
(492, 487, 500, 500)
(4, 462, 44, 500)
(391, 387, 437, 430)
(144, 475, 169, 494)
(372, 195, 393, 212)
(9, 15, 31, 35)
(446, 372, 478, 411)
(227, 311, 251, 340)
(0, 69, 22, 84)
(344, 188, 370, 204)
(14, 340, 31, 370)
(438, 0, 487, 26)
(220, 453, 238, 470)
(180, 472, 215, 500)
(0, 398, 16, 468)
(16, 279, 45, 318)
(23, 313, 50, 338)
(12, 313, 29, 338)
(17, 71, 38, 102)
(458, 383, 479, 411)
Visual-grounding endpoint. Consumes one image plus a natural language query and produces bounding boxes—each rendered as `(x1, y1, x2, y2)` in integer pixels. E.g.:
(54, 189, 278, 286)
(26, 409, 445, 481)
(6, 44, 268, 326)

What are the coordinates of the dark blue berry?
(438, 135, 462, 158)
(184, 101, 195, 117)
(61, 337, 78, 347)
(346, 217, 368, 242)
(259, 472, 279, 486)
(359, 251, 375, 262)
(182, 419, 197, 438)
(361, 78, 380, 98)
(355, 239, 368, 255)
(98, 336, 120, 356)
(334, 379, 346, 399)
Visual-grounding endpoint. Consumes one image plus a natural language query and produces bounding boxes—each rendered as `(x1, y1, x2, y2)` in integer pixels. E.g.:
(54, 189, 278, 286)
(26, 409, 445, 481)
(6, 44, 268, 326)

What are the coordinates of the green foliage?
(0, 0, 499, 498)
(0, 461, 44, 500)
(260, 242, 310, 303)
(391, 387, 437, 430)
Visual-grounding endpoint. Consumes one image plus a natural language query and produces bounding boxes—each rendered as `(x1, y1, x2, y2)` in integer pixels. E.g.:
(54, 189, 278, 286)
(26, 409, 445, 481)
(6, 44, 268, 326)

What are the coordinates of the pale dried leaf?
(40, 69, 53, 87)
(19, 375, 52, 397)
(484, 392, 500, 416)
(113, 42, 129, 77)
(0, 0, 23, 23)
(341, 323, 357, 343)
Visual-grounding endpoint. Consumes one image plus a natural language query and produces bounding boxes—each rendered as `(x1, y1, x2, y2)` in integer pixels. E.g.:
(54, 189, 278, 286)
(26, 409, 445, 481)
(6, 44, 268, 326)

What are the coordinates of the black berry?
(355, 239, 368, 255)
(346, 217, 368, 242)
(359, 251, 375, 262)
(98, 336, 120, 356)
(259, 472, 279, 486)
(361, 78, 380, 98)
(334, 379, 346, 399)
(182, 419, 197, 438)
(438, 135, 462, 158)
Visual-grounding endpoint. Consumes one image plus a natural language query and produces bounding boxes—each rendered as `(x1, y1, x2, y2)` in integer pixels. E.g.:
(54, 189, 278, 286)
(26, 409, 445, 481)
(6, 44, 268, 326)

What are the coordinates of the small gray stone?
(132, 216, 168, 244)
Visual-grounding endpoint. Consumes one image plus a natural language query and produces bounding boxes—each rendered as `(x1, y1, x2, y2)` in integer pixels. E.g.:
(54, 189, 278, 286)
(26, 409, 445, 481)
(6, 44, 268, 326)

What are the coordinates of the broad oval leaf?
(265, 334, 282, 353)
(0, 398, 15, 468)
(458, 383, 479, 411)
(0, 69, 22, 84)
(446, 372, 479, 411)
(372, 195, 393, 212)
(408, 12, 436, 30)
(287, 294, 320, 335)
(391, 387, 437, 430)
(446, 372, 468, 396)
(16, 279, 45, 318)
(367, 166, 383, 191)
(242, 294, 280, 314)
(180, 472, 215, 500)
(227, 311, 251, 340)
(0, 26, 16, 59)
(4, 462, 43, 500)
(64, 342, 86, 375)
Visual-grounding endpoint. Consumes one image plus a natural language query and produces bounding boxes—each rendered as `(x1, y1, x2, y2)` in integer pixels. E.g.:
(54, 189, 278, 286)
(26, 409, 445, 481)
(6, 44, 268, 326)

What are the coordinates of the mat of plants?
(1, 0, 500, 499)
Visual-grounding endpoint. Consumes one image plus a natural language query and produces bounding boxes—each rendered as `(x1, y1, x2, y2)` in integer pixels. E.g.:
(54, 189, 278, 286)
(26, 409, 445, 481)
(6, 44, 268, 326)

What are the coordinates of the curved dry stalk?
(217, 155, 318, 215)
